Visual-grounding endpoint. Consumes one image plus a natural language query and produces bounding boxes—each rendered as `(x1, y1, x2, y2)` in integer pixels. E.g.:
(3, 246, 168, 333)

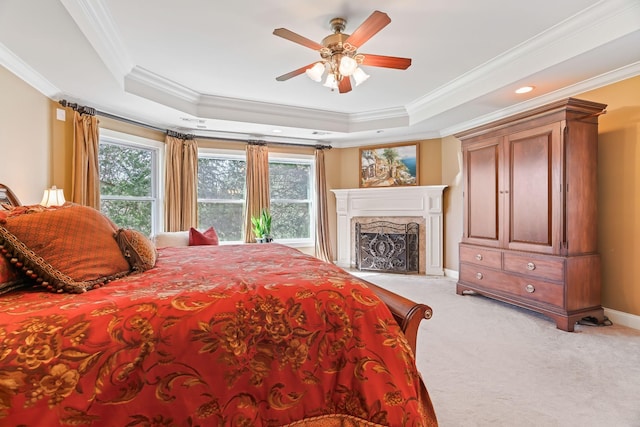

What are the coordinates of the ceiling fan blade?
(344, 10, 391, 48)
(276, 63, 318, 81)
(273, 28, 324, 51)
(338, 77, 352, 94)
(360, 54, 412, 69)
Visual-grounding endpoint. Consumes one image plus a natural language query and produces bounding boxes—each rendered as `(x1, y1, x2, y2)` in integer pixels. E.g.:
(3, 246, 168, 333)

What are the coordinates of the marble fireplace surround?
(331, 185, 447, 275)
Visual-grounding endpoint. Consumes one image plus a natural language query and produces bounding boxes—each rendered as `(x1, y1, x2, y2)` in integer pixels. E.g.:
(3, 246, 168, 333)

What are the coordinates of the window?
(197, 152, 246, 241)
(98, 130, 163, 236)
(269, 157, 314, 243)
(197, 149, 314, 245)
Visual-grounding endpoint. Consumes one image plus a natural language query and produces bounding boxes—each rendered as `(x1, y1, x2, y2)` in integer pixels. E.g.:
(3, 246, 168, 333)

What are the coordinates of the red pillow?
(189, 227, 219, 246)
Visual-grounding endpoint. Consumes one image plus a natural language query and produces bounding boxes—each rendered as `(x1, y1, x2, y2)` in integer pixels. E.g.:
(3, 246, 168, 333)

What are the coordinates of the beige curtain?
(314, 148, 334, 262)
(244, 144, 270, 243)
(164, 134, 198, 232)
(71, 111, 100, 209)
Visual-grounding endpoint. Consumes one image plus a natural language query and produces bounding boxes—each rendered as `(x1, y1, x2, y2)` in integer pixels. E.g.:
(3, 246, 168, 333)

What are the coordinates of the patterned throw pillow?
(0, 255, 26, 295)
(115, 228, 158, 272)
(189, 227, 219, 246)
(0, 204, 131, 293)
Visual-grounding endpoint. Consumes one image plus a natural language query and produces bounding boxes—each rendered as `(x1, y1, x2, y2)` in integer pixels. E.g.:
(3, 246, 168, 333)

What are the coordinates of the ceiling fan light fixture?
(339, 55, 358, 76)
(305, 62, 325, 82)
(273, 11, 412, 94)
(353, 67, 370, 86)
(323, 73, 338, 89)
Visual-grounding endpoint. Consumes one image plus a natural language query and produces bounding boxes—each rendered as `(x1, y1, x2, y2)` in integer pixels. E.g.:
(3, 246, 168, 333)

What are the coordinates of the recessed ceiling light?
(515, 86, 535, 94)
(272, 129, 282, 133)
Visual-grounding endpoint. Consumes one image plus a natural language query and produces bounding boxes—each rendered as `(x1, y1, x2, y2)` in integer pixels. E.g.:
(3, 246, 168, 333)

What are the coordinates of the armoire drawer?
(459, 264, 564, 308)
(460, 245, 502, 269)
(503, 252, 564, 282)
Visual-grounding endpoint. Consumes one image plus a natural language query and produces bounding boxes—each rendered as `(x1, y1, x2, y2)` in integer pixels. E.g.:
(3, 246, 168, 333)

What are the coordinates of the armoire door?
(463, 137, 503, 248)
(505, 123, 563, 254)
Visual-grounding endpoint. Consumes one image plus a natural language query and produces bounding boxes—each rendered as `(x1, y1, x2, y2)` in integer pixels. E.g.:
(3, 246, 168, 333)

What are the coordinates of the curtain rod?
(58, 100, 332, 150)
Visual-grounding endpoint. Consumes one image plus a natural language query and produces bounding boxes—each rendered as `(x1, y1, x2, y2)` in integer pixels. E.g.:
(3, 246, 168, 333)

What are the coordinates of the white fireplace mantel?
(331, 185, 447, 275)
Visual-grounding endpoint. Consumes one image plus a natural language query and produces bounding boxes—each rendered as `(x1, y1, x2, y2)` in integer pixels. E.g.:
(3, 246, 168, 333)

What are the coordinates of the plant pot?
(256, 237, 267, 243)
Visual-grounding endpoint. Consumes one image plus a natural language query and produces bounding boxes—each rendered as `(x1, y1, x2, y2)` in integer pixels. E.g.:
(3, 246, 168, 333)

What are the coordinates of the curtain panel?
(314, 149, 334, 262)
(71, 111, 100, 209)
(244, 144, 270, 243)
(164, 135, 198, 232)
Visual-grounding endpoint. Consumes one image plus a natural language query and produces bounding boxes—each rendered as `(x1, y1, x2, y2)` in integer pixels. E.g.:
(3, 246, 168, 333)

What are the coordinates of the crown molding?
(440, 61, 640, 138)
(60, 0, 133, 83)
(0, 43, 60, 97)
(407, 0, 640, 125)
(47, 0, 640, 144)
(124, 65, 415, 134)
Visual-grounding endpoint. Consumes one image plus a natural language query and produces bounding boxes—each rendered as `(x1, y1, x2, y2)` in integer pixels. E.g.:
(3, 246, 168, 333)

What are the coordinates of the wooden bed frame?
(0, 183, 21, 207)
(364, 280, 432, 354)
(0, 183, 432, 354)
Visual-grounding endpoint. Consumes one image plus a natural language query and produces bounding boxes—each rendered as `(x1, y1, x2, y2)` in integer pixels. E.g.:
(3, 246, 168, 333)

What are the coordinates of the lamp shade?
(40, 186, 66, 207)
(305, 62, 325, 82)
(339, 56, 358, 76)
(353, 67, 370, 86)
(323, 73, 338, 89)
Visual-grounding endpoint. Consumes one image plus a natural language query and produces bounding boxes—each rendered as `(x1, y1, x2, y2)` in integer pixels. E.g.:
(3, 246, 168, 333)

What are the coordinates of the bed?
(0, 183, 437, 426)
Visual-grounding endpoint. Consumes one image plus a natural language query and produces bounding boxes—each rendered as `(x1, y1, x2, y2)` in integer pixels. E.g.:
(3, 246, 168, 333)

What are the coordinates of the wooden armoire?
(456, 98, 606, 331)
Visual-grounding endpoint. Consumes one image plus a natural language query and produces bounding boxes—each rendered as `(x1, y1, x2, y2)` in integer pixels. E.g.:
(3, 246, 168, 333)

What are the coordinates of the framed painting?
(359, 142, 419, 188)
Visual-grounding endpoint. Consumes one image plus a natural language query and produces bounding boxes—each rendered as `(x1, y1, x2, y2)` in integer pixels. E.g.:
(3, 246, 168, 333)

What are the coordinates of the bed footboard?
(364, 280, 433, 355)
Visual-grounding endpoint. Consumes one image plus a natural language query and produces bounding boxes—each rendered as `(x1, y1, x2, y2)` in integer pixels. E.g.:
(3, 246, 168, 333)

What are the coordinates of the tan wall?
(441, 135, 463, 273)
(577, 75, 640, 316)
(2, 63, 639, 317)
(0, 66, 51, 204)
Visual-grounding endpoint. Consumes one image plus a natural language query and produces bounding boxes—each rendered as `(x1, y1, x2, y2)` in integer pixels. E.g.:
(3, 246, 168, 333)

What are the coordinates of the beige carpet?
(350, 270, 640, 427)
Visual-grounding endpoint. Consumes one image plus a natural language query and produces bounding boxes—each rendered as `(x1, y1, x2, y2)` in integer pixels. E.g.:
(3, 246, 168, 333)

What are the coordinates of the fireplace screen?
(355, 221, 419, 273)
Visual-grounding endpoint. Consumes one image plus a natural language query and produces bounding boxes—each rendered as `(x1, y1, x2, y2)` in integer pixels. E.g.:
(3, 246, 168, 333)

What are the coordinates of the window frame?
(197, 148, 247, 244)
(197, 148, 315, 248)
(268, 152, 315, 248)
(98, 129, 164, 236)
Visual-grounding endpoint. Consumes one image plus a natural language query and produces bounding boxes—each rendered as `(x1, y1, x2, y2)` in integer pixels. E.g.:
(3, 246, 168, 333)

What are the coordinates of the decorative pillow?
(0, 255, 26, 295)
(0, 204, 131, 293)
(189, 227, 219, 246)
(115, 228, 158, 272)
(153, 231, 189, 248)
(0, 203, 59, 222)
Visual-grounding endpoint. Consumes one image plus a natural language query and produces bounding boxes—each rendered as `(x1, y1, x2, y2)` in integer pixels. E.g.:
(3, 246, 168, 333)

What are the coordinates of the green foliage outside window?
(99, 142, 156, 235)
(197, 157, 246, 240)
(197, 155, 312, 242)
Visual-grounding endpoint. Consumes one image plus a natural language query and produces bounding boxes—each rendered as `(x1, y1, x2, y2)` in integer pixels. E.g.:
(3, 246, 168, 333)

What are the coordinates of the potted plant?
(251, 209, 272, 243)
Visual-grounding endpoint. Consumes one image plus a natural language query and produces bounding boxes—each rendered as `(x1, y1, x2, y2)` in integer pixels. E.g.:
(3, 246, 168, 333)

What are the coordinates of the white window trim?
(197, 148, 316, 248)
(269, 152, 315, 248)
(99, 129, 165, 235)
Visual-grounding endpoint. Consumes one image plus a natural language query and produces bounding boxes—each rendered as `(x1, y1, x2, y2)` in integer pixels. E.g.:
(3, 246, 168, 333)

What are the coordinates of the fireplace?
(356, 221, 419, 273)
(331, 186, 446, 275)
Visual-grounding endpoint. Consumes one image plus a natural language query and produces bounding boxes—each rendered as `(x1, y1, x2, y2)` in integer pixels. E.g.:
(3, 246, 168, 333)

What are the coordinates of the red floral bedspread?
(0, 244, 436, 426)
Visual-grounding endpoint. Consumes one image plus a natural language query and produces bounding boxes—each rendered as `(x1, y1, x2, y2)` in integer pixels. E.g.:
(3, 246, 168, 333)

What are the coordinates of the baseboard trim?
(603, 307, 640, 331)
(444, 268, 459, 280)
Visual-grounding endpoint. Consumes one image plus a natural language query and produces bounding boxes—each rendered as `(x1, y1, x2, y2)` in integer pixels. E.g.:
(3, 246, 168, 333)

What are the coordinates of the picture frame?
(359, 142, 419, 188)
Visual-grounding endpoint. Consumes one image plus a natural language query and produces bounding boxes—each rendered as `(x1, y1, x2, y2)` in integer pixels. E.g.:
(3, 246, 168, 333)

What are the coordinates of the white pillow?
(153, 231, 189, 248)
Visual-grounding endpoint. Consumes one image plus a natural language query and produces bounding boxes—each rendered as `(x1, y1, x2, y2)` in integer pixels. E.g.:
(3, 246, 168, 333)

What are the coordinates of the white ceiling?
(1, 0, 639, 147)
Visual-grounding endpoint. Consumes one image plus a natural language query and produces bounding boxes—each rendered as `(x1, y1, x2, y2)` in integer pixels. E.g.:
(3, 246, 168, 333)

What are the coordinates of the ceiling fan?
(273, 10, 412, 94)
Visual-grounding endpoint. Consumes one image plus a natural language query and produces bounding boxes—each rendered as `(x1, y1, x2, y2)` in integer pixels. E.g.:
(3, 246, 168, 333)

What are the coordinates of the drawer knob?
(527, 262, 536, 271)
(525, 284, 535, 293)
(476, 272, 483, 280)
(475, 254, 483, 261)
